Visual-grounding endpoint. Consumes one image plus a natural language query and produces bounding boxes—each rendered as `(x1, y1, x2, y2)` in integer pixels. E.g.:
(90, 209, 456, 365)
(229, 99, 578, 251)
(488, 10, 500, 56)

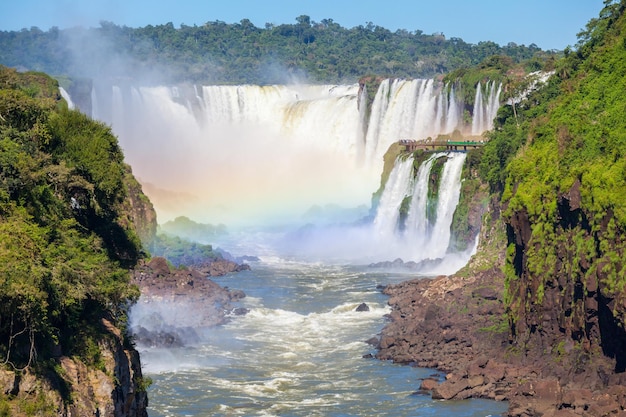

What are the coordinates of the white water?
(132, 245, 508, 417)
(364, 79, 463, 164)
(404, 154, 439, 237)
(425, 152, 467, 258)
(79, 78, 506, 415)
(59, 87, 75, 109)
(372, 156, 415, 239)
(83, 79, 499, 227)
(364, 151, 469, 269)
(90, 83, 367, 226)
(471, 81, 502, 135)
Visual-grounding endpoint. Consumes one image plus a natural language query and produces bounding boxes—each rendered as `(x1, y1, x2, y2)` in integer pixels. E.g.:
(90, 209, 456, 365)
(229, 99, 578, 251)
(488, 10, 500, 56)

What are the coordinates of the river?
(134, 233, 508, 417)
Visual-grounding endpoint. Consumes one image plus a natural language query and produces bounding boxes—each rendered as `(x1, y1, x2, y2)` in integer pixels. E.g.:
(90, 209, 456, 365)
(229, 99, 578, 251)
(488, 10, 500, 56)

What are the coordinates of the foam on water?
(137, 260, 508, 416)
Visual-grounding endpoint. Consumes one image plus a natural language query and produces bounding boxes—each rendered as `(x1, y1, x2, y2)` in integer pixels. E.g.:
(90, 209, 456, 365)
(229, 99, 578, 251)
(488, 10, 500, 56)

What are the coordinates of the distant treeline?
(0, 16, 557, 85)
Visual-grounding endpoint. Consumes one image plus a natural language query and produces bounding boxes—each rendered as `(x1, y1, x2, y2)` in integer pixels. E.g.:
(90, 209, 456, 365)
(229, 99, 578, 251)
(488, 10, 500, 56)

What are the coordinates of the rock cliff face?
(504, 178, 626, 391)
(0, 66, 153, 416)
(124, 167, 158, 247)
(0, 318, 147, 417)
(498, 3, 626, 397)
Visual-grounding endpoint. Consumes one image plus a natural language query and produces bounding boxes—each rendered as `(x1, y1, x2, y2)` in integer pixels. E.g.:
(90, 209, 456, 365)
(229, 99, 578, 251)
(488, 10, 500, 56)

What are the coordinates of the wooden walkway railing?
(400, 139, 485, 152)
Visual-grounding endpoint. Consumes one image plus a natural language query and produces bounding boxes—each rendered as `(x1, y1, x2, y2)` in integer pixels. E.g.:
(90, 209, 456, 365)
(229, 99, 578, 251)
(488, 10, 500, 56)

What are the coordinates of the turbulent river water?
(134, 233, 508, 417)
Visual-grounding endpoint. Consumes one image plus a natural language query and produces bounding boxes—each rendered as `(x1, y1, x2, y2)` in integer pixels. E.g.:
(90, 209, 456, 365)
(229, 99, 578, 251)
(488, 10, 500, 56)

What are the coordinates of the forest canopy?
(0, 17, 555, 85)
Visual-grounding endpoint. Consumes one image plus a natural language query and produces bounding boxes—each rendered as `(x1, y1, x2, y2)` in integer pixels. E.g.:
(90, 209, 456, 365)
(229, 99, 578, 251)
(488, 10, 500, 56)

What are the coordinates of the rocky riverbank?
(130, 257, 249, 347)
(374, 218, 626, 416)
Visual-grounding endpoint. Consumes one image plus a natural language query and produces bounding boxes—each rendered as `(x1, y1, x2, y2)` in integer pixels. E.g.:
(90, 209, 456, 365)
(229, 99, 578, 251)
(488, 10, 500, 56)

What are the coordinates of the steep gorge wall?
(499, 0, 626, 394)
(0, 65, 153, 416)
(505, 179, 626, 378)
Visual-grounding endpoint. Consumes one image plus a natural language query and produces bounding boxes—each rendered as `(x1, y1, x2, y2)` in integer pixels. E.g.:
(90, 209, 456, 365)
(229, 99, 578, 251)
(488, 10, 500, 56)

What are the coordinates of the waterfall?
(471, 85, 484, 136)
(471, 81, 502, 135)
(364, 79, 464, 165)
(372, 156, 415, 239)
(59, 87, 75, 109)
(371, 152, 467, 263)
(77, 78, 499, 231)
(84, 82, 372, 225)
(444, 85, 461, 133)
(404, 153, 440, 237)
(425, 152, 466, 258)
(357, 85, 369, 162)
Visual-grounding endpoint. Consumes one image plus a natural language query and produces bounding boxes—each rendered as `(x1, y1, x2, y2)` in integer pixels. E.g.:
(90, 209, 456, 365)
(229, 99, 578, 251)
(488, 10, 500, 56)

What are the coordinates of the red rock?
(419, 378, 438, 391)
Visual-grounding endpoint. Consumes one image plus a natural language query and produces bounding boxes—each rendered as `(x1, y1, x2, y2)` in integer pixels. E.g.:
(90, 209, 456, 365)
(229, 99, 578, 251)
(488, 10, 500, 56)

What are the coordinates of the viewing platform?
(400, 139, 485, 152)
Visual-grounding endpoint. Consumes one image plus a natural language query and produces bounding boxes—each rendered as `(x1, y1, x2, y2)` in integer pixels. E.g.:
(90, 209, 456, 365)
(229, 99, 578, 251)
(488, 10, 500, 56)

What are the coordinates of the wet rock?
(231, 307, 250, 316)
(419, 378, 439, 391)
(365, 336, 379, 346)
(131, 258, 247, 347)
(356, 303, 370, 312)
(229, 289, 246, 301)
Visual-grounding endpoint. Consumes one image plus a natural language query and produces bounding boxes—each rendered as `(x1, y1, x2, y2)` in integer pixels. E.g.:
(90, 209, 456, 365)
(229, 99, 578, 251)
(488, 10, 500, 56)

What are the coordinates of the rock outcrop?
(0, 318, 148, 417)
(130, 257, 247, 347)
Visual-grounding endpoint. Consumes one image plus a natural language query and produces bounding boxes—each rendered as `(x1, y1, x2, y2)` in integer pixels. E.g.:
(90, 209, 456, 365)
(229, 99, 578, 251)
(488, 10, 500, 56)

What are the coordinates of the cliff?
(0, 318, 147, 417)
(0, 65, 150, 416)
(377, 2, 626, 415)
(499, 1, 626, 410)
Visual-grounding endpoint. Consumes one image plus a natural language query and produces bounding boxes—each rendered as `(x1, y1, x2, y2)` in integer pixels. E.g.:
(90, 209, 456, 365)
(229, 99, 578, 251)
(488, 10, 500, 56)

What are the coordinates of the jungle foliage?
(0, 65, 142, 372)
(478, 0, 626, 312)
(0, 17, 555, 85)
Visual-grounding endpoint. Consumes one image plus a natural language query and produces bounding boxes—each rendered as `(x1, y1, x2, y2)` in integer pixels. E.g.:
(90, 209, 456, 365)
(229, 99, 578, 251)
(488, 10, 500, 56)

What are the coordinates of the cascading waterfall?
(357, 85, 369, 162)
(84, 83, 370, 226)
(59, 87, 75, 109)
(363, 79, 464, 165)
(404, 154, 439, 238)
(370, 152, 467, 265)
(372, 155, 415, 239)
(66, 77, 510, 417)
(425, 152, 466, 258)
(72, 78, 500, 254)
(471, 80, 502, 135)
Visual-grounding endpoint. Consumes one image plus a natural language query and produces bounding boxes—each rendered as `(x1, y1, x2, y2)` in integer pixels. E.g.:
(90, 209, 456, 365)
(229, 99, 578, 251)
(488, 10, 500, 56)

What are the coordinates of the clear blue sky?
(0, 0, 605, 50)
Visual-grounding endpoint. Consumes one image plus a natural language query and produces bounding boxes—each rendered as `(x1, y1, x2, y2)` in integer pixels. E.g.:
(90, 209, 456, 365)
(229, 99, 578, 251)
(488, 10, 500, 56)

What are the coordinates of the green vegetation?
(442, 52, 556, 124)
(148, 232, 221, 268)
(397, 195, 412, 231)
(479, 313, 509, 334)
(159, 216, 227, 243)
(477, 0, 626, 335)
(426, 156, 446, 226)
(0, 18, 554, 85)
(0, 65, 142, 378)
(449, 149, 489, 251)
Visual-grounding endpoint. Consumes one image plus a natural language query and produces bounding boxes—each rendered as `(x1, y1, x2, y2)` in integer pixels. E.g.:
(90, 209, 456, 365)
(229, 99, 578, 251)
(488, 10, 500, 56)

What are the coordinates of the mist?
(89, 81, 379, 228)
(55, 27, 383, 233)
